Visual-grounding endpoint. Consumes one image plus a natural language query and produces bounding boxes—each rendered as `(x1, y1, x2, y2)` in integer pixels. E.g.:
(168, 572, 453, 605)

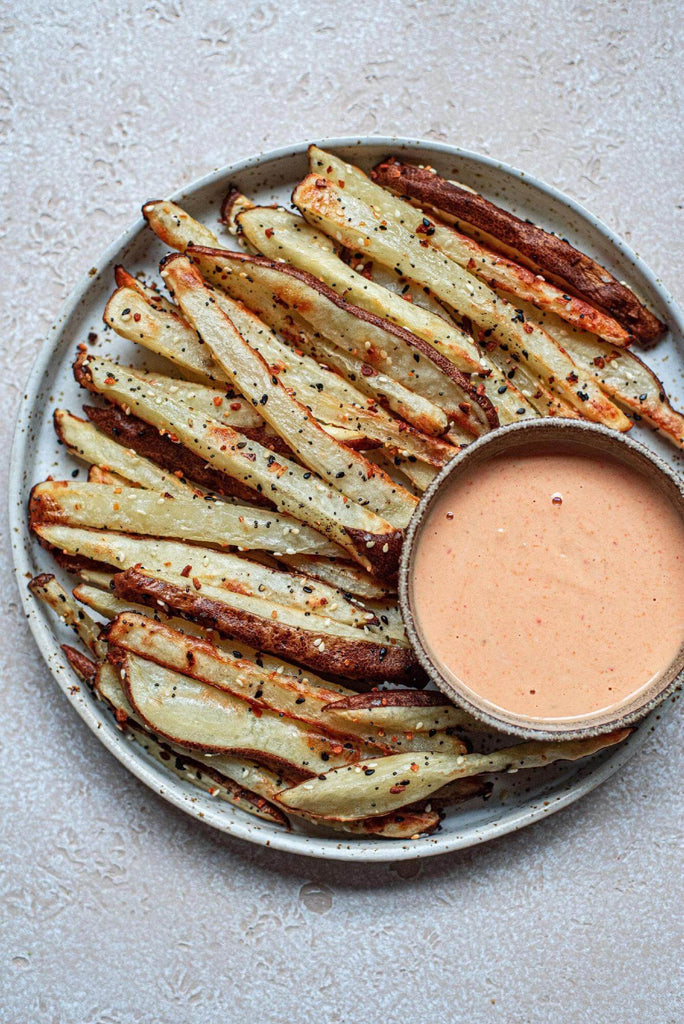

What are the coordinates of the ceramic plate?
(10, 137, 683, 862)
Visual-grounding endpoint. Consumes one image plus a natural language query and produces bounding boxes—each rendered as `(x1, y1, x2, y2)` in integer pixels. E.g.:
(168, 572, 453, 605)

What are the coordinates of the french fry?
(30, 487, 345, 559)
(113, 264, 178, 315)
(118, 650, 378, 775)
(277, 730, 631, 820)
(162, 254, 419, 527)
(88, 466, 133, 486)
(186, 245, 498, 436)
(313, 148, 632, 347)
(235, 205, 544, 424)
(321, 689, 475, 732)
(277, 555, 396, 601)
(292, 168, 631, 430)
(32, 525, 374, 628)
(74, 354, 405, 576)
(370, 158, 666, 346)
(510, 300, 684, 448)
(111, 567, 420, 685)
(105, 613, 461, 754)
(55, 408, 197, 496)
(83, 403, 272, 504)
(29, 573, 105, 656)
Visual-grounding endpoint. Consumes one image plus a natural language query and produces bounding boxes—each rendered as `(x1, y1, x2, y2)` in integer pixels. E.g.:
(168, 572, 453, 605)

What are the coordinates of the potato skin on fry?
(371, 160, 666, 346)
(111, 567, 423, 687)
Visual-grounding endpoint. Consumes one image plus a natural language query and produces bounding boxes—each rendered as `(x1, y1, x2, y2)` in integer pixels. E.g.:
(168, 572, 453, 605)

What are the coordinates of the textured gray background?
(1, 1, 682, 1022)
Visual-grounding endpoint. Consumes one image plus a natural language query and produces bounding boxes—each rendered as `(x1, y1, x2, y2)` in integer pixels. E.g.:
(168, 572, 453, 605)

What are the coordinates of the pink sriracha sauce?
(411, 452, 684, 720)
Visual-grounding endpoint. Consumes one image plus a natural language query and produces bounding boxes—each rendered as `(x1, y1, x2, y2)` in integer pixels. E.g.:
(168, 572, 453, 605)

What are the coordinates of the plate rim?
(9, 133, 680, 862)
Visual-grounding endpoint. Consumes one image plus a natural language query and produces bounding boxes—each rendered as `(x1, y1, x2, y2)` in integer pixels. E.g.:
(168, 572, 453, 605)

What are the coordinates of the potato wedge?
(55, 408, 197, 496)
(236, 205, 543, 424)
(75, 354, 403, 575)
(83, 403, 271, 504)
(118, 650, 376, 775)
(73, 581, 355, 693)
(186, 245, 497, 436)
(30, 486, 344, 558)
(277, 555, 395, 601)
(162, 255, 419, 527)
(33, 525, 372, 628)
(113, 264, 178, 315)
(370, 159, 666, 346)
(142, 198, 221, 248)
(106, 613, 460, 754)
(277, 730, 630, 819)
(29, 573, 105, 656)
(313, 149, 632, 347)
(509, 300, 684, 448)
(293, 170, 631, 430)
(321, 689, 475, 732)
(111, 567, 420, 685)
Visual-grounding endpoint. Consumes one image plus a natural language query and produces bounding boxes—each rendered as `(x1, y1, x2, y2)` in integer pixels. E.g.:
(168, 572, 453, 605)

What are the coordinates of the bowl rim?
(9, 134, 682, 861)
(399, 417, 684, 741)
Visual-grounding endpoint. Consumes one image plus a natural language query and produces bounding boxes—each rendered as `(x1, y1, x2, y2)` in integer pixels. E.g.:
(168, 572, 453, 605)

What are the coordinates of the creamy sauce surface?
(412, 452, 684, 720)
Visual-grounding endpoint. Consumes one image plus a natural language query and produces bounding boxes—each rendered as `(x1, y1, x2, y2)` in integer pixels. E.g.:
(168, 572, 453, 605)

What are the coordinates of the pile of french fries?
(29, 146, 676, 838)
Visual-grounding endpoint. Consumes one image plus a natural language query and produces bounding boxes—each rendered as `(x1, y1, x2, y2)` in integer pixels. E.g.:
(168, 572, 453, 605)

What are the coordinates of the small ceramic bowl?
(400, 419, 684, 741)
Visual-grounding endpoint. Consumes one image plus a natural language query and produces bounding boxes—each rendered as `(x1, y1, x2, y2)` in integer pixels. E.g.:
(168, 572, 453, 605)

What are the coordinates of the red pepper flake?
(331, 744, 343, 754)
(115, 709, 128, 723)
(229, 401, 242, 411)
(192, 577, 202, 590)
(180, 564, 192, 578)
(361, 364, 376, 377)
(133, 312, 141, 322)
(265, 227, 274, 238)
(389, 783, 408, 794)
(458, 402, 471, 414)
(213, 395, 223, 407)
(405, 732, 414, 741)
(112, 502, 120, 511)
(338, 179, 345, 188)
(314, 177, 327, 189)
(410, 762, 419, 772)
(168, 434, 179, 443)
(523, 323, 533, 334)
(567, 371, 579, 384)
(104, 376, 116, 385)
(593, 356, 606, 369)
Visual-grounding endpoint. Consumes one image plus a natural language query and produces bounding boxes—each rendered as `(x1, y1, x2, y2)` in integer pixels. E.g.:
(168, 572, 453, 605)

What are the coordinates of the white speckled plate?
(10, 137, 683, 862)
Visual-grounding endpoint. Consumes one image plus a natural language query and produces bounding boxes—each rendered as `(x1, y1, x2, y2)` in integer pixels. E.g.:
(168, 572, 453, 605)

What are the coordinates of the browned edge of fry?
(371, 160, 666, 346)
(186, 244, 499, 430)
(61, 644, 98, 684)
(323, 689, 452, 711)
(111, 567, 422, 686)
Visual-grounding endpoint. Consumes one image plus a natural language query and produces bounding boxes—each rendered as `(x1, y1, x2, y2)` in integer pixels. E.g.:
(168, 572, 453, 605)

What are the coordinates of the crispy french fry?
(313, 148, 633, 347)
(55, 408, 197, 495)
(277, 730, 631, 819)
(111, 567, 419, 685)
(30, 487, 344, 558)
(370, 158, 666, 345)
(292, 168, 631, 430)
(74, 354, 404, 575)
(29, 573, 105, 657)
(321, 689, 475, 731)
(162, 255, 419, 528)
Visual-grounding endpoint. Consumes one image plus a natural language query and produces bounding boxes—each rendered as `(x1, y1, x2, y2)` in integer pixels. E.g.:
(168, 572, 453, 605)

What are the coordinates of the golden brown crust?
(61, 644, 98, 684)
(372, 160, 666, 346)
(323, 689, 452, 711)
(81, 403, 272, 507)
(186, 244, 499, 431)
(111, 567, 422, 686)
